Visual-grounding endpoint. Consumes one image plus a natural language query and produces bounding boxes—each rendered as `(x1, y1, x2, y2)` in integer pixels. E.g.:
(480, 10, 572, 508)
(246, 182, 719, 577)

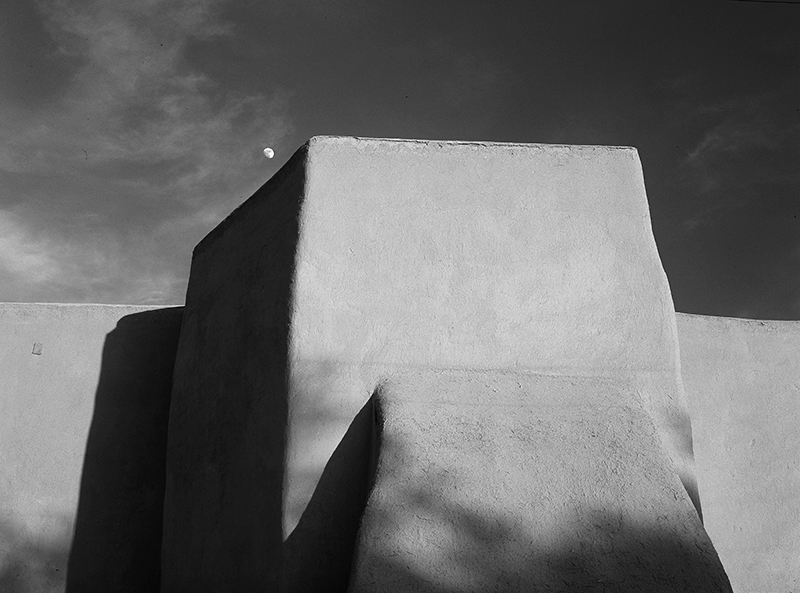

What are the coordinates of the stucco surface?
(677, 313, 800, 593)
(0, 303, 182, 593)
(6, 137, 799, 592)
(349, 370, 729, 592)
(162, 136, 717, 591)
(161, 145, 306, 592)
(292, 136, 698, 514)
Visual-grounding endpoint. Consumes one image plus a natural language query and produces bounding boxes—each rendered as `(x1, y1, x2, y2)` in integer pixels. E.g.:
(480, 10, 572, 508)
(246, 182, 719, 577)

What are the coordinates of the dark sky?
(1, 0, 798, 318)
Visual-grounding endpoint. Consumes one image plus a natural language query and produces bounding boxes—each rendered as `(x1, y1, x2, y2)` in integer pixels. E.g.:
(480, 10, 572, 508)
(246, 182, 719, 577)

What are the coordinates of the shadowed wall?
(0, 304, 181, 593)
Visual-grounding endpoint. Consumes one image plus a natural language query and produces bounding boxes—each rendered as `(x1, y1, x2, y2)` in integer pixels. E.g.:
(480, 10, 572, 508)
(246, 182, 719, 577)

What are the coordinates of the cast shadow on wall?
(351, 489, 731, 593)
(40, 301, 730, 592)
(65, 307, 183, 593)
(0, 516, 71, 593)
(281, 393, 379, 593)
(288, 387, 731, 593)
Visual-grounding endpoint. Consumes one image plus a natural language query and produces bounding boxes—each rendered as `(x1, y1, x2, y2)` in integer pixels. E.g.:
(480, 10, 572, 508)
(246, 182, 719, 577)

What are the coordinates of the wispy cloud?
(687, 118, 776, 165)
(0, 207, 185, 304)
(0, 210, 59, 286)
(680, 94, 799, 230)
(0, 0, 293, 303)
(3, 0, 274, 177)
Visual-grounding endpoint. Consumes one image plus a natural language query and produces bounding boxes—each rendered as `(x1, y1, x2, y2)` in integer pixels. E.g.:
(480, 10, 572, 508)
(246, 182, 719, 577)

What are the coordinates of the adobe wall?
(161, 137, 725, 592)
(1, 137, 797, 592)
(0, 303, 182, 593)
(677, 313, 800, 593)
(4, 303, 799, 592)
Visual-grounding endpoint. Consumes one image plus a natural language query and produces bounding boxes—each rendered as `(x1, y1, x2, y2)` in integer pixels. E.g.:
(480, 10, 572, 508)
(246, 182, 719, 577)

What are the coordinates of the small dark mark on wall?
(32, 343, 43, 355)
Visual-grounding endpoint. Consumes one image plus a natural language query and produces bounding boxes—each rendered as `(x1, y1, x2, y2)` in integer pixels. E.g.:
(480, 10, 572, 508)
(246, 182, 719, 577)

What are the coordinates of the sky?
(1, 0, 798, 319)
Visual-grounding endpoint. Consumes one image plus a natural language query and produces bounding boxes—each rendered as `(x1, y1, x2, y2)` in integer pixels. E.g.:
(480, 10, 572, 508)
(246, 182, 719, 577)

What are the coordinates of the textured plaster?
(349, 370, 728, 592)
(678, 313, 800, 593)
(292, 137, 697, 513)
(4, 137, 799, 592)
(161, 137, 723, 592)
(0, 303, 181, 593)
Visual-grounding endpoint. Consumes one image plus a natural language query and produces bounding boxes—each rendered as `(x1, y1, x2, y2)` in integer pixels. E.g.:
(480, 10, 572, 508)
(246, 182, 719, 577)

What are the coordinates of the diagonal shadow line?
(281, 392, 381, 593)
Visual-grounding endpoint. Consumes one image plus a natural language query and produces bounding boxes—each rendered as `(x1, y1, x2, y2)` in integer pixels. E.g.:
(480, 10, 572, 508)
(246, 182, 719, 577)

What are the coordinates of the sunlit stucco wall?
(678, 313, 800, 593)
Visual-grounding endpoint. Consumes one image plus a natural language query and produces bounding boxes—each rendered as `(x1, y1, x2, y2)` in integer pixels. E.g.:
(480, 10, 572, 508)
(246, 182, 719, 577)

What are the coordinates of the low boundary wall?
(678, 313, 800, 593)
(0, 303, 182, 592)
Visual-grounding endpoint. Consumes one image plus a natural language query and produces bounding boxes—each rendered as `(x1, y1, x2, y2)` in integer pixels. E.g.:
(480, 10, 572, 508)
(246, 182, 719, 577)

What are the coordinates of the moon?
(263, 147, 274, 159)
